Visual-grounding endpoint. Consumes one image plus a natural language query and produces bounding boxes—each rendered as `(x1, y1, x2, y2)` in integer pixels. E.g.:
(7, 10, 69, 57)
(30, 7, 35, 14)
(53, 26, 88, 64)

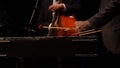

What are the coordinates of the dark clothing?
(37, 0, 53, 26)
(89, 0, 120, 54)
(75, 0, 100, 21)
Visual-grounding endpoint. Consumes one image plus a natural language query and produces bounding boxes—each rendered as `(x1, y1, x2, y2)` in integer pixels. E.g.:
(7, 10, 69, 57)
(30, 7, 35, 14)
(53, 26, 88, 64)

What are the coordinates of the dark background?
(0, 0, 36, 36)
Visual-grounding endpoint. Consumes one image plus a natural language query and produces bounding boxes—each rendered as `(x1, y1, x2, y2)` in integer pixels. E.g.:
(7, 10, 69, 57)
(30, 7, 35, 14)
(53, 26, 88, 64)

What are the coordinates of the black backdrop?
(0, 0, 36, 36)
(1, 0, 35, 25)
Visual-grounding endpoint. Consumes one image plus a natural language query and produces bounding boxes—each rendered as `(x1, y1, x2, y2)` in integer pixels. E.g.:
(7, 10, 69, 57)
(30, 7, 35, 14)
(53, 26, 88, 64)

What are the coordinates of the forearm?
(89, 0, 120, 29)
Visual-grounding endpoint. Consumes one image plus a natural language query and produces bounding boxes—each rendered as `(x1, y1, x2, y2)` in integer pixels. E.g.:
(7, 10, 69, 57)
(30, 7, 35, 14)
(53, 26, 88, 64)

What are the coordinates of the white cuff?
(62, 3, 66, 11)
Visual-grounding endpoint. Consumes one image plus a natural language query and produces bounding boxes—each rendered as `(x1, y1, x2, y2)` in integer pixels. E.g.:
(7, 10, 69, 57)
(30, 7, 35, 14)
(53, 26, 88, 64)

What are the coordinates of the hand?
(76, 20, 91, 31)
(48, 3, 64, 11)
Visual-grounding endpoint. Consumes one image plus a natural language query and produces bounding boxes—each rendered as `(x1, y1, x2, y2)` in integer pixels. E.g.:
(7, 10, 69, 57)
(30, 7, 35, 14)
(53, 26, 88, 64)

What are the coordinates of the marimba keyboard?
(0, 36, 99, 57)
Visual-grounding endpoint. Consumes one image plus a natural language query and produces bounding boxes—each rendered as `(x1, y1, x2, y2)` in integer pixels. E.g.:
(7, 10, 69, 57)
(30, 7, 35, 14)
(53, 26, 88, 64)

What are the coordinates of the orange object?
(56, 15, 79, 36)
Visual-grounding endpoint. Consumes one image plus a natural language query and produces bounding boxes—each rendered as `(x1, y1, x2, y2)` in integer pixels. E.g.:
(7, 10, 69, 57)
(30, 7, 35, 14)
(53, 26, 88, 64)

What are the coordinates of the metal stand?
(26, 0, 39, 36)
(28, 0, 39, 25)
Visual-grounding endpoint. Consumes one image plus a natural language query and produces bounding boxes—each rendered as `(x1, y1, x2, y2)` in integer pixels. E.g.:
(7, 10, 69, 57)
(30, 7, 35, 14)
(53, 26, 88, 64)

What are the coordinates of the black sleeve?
(89, 0, 120, 28)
